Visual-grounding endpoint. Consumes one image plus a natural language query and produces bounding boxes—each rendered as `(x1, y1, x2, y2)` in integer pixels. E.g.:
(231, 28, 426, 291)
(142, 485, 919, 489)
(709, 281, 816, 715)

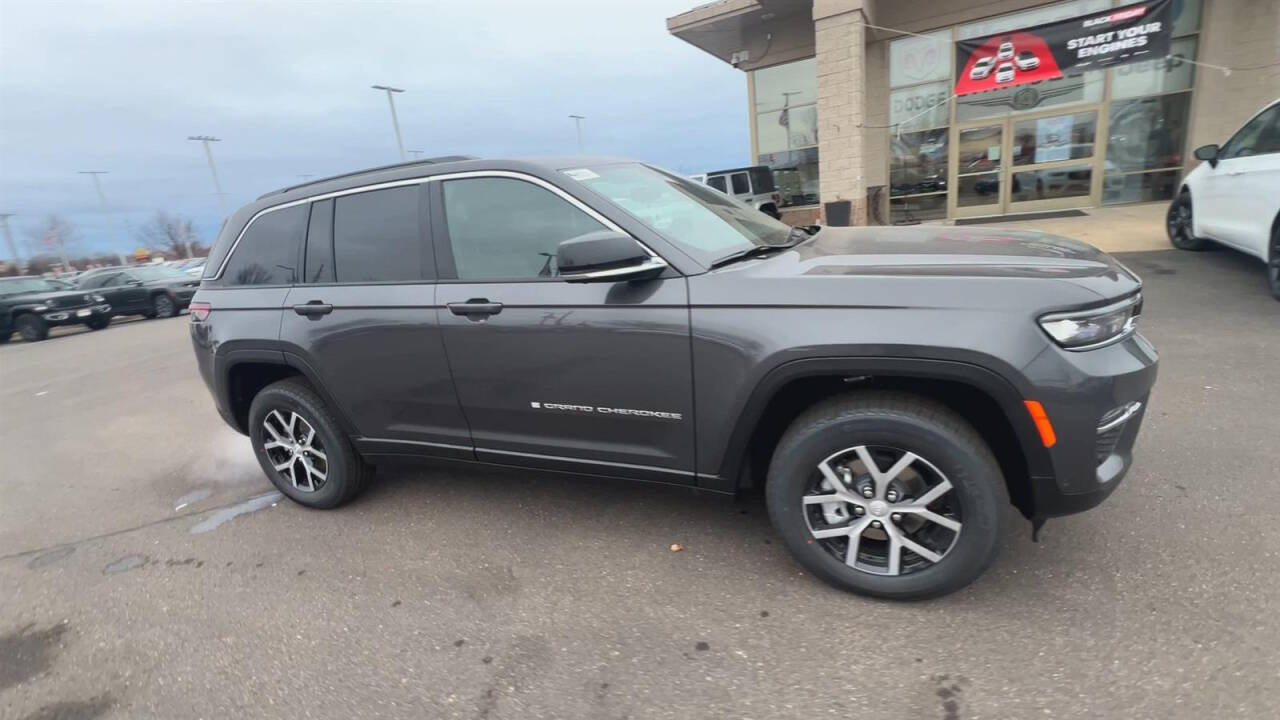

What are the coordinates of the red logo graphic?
(955, 31, 1064, 96)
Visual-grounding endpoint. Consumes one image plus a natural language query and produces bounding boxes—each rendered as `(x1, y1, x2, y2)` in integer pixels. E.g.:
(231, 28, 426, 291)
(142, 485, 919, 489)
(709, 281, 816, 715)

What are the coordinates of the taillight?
(189, 302, 211, 322)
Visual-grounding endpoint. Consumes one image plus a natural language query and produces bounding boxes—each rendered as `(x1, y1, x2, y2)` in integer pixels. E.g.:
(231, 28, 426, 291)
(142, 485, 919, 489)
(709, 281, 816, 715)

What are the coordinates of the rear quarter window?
(216, 204, 307, 286)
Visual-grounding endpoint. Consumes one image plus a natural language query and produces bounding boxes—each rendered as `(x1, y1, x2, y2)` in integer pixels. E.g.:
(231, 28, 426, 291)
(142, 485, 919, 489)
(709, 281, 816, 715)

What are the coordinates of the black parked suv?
(0, 276, 113, 342)
(77, 265, 199, 319)
(190, 156, 1158, 599)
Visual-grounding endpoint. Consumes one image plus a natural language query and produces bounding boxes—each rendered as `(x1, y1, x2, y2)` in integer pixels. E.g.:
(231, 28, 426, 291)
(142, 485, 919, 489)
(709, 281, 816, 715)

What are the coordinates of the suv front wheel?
(248, 378, 371, 509)
(766, 392, 1006, 600)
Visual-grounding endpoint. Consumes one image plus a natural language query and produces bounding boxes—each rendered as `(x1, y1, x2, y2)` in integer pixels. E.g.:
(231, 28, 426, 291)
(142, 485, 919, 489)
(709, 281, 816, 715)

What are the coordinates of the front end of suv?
(1020, 291, 1158, 518)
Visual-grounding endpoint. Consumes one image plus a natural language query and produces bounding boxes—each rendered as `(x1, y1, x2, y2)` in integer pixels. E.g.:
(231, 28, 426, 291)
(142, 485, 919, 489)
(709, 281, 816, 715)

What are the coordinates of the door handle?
(292, 301, 333, 316)
(447, 299, 504, 316)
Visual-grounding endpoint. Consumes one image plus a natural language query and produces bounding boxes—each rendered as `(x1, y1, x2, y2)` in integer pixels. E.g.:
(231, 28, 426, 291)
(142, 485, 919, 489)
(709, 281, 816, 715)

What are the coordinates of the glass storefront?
(882, 0, 1202, 219)
(752, 58, 819, 209)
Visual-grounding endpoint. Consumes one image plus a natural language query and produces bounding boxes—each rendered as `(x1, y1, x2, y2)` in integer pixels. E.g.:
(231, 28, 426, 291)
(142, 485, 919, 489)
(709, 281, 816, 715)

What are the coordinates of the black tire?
(1167, 191, 1209, 251)
(86, 316, 111, 330)
(766, 391, 1006, 600)
(1268, 220, 1280, 301)
(152, 293, 177, 318)
(248, 378, 370, 509)
(14, 314, 49, 343)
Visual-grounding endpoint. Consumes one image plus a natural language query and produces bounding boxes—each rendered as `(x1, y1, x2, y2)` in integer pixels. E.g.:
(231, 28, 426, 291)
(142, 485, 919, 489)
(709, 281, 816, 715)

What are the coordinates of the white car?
(995, 62, 1015, 83)
(1169, 98, 1280, 299)
(970, 56, 995, 80)
(1015, 50, 1040, 70)
(997, 40, 1014, 60)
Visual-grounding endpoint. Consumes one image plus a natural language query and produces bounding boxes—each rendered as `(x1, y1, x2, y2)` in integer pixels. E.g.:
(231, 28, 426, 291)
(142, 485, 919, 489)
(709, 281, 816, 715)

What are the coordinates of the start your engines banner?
(955, 0, 1171, 96)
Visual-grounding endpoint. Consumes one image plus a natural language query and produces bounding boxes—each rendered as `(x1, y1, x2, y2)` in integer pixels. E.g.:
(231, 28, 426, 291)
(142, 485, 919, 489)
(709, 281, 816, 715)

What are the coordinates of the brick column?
(814, 0, 868, 225)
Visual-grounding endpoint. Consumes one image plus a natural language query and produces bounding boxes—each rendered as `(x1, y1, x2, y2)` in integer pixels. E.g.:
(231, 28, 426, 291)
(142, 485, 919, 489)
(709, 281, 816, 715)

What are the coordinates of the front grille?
(48, 294, 92, 309)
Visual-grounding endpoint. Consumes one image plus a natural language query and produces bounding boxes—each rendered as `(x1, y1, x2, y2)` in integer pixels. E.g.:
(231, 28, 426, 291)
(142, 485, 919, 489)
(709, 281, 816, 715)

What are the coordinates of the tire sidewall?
(248, 383, 354, 509)
(154, 294, 176, 318)
(16, 314, 47, 342)
(767, 413, 1002, 600)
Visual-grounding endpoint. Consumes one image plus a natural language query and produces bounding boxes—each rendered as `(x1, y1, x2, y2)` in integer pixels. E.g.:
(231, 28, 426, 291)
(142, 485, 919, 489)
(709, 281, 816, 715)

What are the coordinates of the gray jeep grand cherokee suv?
(190, 156, 1157, 599)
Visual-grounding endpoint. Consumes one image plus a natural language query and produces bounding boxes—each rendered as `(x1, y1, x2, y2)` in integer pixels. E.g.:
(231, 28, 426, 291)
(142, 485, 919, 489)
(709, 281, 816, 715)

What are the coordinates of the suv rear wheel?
(766, 392, 1005, 600)
(248, 378, 371, 509)
(152, 293, 177, 318)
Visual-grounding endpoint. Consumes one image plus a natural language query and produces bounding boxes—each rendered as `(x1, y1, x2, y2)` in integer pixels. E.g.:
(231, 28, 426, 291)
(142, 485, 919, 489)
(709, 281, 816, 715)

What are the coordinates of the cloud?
(0, 0, 748, 256)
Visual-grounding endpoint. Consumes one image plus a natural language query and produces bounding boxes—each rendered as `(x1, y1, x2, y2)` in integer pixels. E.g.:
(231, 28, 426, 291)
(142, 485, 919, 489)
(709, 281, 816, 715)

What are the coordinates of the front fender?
(701, 354, 1051, 493)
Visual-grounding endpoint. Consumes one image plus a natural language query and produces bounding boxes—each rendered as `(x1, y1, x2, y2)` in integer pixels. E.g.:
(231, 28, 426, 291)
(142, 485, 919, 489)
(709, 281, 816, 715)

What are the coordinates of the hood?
(0, 289, 98, 306)
(694, 226, 1141, 311)
(794, 226, 1132, 281)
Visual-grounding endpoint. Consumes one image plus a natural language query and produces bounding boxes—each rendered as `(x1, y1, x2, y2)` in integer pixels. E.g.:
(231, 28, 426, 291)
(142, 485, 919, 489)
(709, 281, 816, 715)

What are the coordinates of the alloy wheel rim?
(803, 445, 962, 576)
(157, 296, 174, 316)
(261, 409, 328, 492)
(1168, 202, 1190, 241)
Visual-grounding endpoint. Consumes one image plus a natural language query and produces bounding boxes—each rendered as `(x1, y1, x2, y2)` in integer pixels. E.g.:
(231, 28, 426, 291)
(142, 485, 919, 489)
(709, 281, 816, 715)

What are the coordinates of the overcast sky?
(0, 0, 747, 259)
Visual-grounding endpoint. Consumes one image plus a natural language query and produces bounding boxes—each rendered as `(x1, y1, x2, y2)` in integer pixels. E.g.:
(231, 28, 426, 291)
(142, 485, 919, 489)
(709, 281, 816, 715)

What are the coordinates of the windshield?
(0, 278, 61, 297)
(129, 265, 189, 281)
(567, 163, 793, 266)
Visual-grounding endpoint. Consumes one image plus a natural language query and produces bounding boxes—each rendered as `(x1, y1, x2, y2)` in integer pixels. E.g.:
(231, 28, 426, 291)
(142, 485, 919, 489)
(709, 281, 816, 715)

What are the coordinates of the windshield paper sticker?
(562, 168, 600, 181)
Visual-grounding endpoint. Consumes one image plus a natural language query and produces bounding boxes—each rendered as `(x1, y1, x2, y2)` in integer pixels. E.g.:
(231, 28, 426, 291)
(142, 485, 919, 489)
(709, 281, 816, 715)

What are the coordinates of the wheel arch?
(719, 357, 1052, 519)
(218, 350, 360, 438)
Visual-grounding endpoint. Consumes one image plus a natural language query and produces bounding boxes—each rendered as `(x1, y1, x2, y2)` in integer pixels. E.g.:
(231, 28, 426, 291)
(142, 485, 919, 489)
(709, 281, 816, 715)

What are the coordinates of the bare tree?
(24, 215, 77, 271)
(137, 211, 202, 259)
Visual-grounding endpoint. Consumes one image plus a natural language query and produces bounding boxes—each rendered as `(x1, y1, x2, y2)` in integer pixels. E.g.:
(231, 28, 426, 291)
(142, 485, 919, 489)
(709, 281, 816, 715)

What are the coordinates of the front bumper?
(42, 304, 112, 326)
(1022, 331, 1159, 518)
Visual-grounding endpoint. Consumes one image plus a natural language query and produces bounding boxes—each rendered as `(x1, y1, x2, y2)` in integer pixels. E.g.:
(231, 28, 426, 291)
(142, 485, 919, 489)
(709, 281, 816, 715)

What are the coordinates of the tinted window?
(77, 272, 117, 289)
(333, 186, 422, 282)
(442, 177, 604, 280)
(304, 200, 335, 283)
(730, 172, 750, 194)
(707, 175, 728, 193)
(1222, 105, 1280, 159)
(221, 204, 306, 286)
(749, 167, 775, 193)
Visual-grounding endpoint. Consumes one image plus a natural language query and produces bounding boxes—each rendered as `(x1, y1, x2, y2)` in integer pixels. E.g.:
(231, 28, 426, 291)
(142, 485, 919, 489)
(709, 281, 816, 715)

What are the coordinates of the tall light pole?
(188, 136, 227, 215)
(0, 213, 19, 270)
(569, 114, 586, 153)
(78, 170, 127, 265)
(371, 85, 406, 161)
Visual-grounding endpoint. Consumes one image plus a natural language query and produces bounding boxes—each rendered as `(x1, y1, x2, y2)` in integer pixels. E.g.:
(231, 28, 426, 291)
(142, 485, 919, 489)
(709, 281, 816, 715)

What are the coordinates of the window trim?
(212, 170, 653, 282)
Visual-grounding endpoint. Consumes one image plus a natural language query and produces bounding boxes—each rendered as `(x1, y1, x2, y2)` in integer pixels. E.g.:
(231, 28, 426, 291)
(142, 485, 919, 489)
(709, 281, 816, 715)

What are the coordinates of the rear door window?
(220, 205, 307, 286)
(332, 186, 426, 282)
(730, 172, 750, 195)
(748, 167, 775, 193)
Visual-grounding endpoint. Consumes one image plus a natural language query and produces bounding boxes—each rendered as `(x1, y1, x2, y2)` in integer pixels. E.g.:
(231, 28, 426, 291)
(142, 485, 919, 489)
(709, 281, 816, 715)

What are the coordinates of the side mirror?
(1194, 144, 1219, 167)
(556, 231, 668, 283)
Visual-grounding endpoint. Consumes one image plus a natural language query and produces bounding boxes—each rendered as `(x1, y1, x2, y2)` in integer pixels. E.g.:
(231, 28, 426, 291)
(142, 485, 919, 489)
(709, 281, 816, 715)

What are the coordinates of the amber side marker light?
(189, 302, 211, 322)
(1024, 400, 1057, 448)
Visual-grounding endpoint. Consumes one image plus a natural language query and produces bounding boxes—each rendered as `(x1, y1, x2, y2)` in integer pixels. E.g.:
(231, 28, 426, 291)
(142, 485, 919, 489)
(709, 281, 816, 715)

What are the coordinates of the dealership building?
(667, 0, 1280, 224)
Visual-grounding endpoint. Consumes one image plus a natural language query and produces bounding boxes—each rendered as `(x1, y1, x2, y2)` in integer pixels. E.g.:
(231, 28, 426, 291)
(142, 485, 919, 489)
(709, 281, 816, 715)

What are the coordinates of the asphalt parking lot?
(2, 247, 1278, 720)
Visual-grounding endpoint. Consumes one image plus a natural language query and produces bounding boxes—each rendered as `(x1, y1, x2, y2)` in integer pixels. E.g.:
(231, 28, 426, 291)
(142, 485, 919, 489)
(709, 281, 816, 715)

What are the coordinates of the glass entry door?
(951, 108, 1101, 217)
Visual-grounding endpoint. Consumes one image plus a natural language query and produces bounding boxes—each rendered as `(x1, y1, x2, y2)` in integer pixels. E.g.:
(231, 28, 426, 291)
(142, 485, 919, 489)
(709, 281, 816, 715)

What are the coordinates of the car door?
(1198, 103, 1280, 255)
(88, 271, 145, 313)
(430, 172, 696, 484)
(278, 186, 472, 459)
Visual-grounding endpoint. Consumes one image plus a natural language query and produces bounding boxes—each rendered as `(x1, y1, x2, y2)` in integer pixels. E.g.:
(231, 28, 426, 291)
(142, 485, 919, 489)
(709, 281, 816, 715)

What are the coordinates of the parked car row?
(0, 264, 200, 343)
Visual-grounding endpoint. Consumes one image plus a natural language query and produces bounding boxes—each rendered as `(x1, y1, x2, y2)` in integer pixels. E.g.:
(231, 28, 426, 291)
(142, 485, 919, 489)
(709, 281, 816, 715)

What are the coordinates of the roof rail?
(258, 155, 479, 200)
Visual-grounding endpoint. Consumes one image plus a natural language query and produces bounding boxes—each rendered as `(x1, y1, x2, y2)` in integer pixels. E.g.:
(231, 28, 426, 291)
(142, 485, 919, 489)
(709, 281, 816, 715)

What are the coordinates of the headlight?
(92, 293, 105, 302)
(1039, 294, 1141, 350)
